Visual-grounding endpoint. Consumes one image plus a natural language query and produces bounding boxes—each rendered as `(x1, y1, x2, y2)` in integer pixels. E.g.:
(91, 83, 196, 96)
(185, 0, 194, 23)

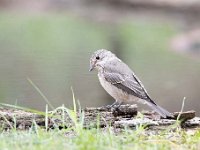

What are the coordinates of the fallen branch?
(0, 105, 199, 131)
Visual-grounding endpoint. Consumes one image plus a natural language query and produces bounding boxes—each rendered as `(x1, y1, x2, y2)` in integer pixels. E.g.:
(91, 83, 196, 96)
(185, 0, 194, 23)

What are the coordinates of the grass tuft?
(27, 78, 54, 110)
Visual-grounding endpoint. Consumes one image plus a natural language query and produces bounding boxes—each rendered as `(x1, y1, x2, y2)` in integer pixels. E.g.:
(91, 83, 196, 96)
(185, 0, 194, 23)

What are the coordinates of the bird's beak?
(89, 63, 95, 72)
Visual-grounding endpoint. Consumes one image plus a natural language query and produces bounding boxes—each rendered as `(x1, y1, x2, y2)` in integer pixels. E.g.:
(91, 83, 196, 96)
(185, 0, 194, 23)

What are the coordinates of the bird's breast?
(98, 73, 139, 103)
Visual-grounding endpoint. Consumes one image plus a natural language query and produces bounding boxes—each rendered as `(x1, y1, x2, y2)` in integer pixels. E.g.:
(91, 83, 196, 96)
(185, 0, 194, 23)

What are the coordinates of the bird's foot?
(106, 102, 123, 112)
(112, 103, 122, 109)
(105, 101, 121, 109)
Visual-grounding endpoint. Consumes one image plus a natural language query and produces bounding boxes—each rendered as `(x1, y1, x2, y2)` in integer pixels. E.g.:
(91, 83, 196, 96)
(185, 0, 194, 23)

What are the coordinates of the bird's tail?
(146, 102, 173, 118)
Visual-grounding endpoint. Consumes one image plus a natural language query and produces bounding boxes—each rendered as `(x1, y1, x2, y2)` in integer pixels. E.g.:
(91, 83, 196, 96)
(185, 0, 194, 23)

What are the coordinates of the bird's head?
(89, 49, 115, 71)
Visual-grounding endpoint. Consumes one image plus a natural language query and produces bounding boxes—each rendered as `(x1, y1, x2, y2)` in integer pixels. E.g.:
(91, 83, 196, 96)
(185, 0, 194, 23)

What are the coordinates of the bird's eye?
(96, 56, 100, 60)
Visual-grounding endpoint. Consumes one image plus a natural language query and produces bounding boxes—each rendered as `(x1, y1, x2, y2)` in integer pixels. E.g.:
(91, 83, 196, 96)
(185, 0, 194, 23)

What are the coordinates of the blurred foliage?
(0, 13, 200, 113)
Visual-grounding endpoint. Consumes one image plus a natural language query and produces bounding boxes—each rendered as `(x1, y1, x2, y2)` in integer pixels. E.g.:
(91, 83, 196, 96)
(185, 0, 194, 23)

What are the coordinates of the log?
(0, 105, 199, 132)
(0, 108, 48, 130)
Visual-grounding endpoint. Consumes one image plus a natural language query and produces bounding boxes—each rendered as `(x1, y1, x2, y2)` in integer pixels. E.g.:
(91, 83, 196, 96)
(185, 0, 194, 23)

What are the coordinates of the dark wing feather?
(103, 59, 157, 105)
(103, 72, 149, 100)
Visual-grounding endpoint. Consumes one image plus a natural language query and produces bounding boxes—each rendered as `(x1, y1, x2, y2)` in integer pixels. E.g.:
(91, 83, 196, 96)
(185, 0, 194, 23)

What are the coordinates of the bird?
(89, 49, 172, 118)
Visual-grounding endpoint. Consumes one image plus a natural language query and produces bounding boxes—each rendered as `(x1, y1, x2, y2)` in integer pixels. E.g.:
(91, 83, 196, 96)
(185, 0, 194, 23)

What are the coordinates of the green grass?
(0, 125, 199, 150)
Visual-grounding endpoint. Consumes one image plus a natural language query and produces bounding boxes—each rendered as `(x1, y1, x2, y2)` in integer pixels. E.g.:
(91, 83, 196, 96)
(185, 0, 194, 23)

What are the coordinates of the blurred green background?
(0, 0, 200, 114)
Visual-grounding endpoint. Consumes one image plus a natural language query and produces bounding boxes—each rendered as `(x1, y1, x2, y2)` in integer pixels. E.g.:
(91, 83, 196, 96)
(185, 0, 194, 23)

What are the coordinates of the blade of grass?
(0, 103, 46, 116)
(27, 78, 54, 110)
(71, 87, 76, 113)
(62, 104, 65, 128)
(177, 97, 186, 121)
(45, 104, 48, 132)
(0, 114, 13, 129)
(30, 120, 39, 136)
(71, 87, 78, 126)
(12, 115, 17, 131)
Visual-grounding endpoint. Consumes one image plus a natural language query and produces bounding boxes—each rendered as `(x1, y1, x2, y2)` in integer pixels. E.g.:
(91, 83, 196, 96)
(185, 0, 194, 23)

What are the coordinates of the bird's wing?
(103, 60, 157, 105)
(103, 71, 149, 100)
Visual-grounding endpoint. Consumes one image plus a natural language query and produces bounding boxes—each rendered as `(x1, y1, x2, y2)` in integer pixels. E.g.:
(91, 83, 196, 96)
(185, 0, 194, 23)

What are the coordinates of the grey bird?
(89, 49, 172, 118)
